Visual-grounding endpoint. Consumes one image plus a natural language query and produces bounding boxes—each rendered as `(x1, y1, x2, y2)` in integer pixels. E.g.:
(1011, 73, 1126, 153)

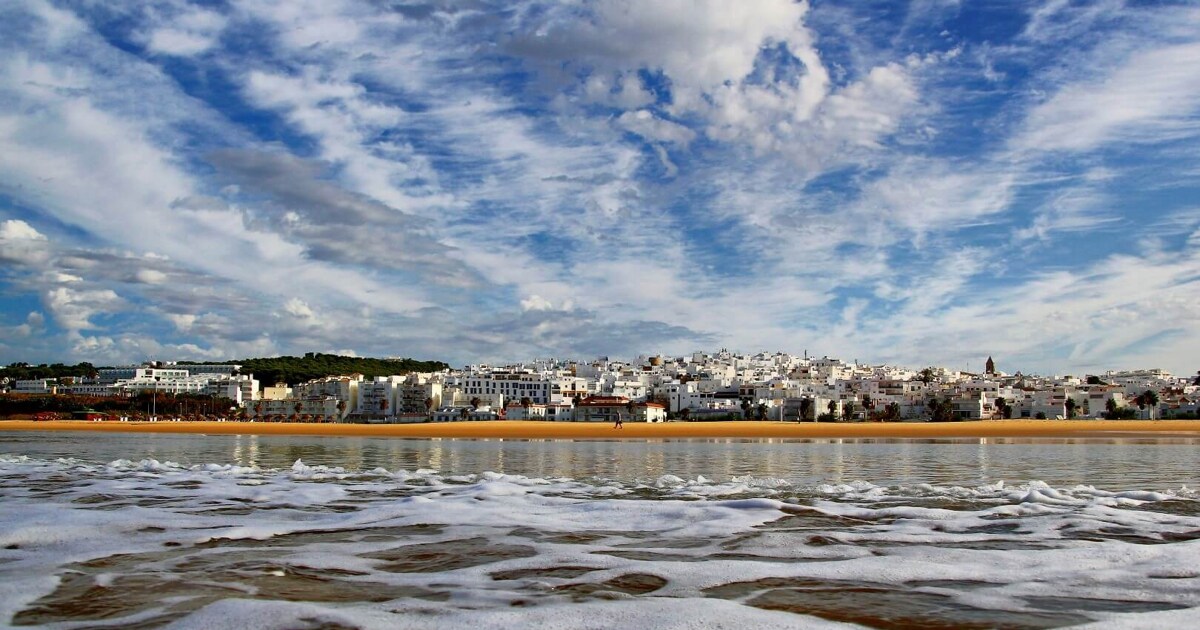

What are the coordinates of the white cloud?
(282, 298, 315, 320)
(616, 110, 696, 146)
(0, 219, 45, 240)
(134, 269, 168, 284)
(520, 295, 555, 312)
(43, 286, 124, 332)
(166, 313, 196, 332)
(0, 219, 51, 265)
(142, 4, 228, 57)
(1013, 42, 1200, 153)
(583, 71, 654, 109)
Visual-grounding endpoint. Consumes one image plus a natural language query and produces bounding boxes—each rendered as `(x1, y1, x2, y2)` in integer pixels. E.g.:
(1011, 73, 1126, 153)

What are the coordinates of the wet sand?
(2, 419, 1197, 439)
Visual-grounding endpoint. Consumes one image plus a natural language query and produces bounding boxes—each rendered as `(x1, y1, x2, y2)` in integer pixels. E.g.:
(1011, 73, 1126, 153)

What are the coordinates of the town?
(4, 351, 1199, 423)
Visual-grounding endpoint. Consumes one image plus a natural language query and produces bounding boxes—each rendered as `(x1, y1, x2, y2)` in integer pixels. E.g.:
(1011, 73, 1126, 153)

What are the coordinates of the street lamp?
(152, 376, 160, 421)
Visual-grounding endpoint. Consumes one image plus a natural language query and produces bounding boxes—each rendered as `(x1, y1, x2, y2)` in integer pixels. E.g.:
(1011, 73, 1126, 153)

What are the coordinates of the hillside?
(179, 353, 451, 386)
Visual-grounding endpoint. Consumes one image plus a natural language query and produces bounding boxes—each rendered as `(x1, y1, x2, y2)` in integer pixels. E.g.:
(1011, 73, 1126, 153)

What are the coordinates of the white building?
(13, 379, 56, 394)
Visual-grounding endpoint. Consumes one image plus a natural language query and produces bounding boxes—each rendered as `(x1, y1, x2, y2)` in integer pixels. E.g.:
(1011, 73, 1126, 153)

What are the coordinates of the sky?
(1, 0, 1198, 376)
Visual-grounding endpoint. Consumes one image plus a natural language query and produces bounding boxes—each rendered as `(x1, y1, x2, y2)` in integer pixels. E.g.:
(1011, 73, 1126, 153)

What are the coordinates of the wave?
(3, 453, 1199, 628)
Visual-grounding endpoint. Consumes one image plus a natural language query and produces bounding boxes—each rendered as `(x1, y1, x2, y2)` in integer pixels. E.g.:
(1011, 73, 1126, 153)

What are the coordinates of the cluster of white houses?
(5, 351, 1200, 422)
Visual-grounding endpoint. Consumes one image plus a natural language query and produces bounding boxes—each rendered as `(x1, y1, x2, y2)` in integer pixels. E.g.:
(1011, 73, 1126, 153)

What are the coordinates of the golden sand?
(2, 419, 1197, 439)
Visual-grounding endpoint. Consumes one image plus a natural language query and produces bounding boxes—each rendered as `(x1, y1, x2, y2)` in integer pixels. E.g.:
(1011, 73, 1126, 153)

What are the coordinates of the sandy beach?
(2, 418, 1198, 439)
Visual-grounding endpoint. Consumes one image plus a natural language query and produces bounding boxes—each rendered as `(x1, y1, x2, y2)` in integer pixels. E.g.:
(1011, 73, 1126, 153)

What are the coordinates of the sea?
(2, 431, 1200, 629)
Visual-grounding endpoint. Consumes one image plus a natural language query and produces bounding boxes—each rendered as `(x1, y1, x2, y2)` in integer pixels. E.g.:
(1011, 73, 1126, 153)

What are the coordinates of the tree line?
(178, 353, 450, 386)
(1, 362, 98, 381)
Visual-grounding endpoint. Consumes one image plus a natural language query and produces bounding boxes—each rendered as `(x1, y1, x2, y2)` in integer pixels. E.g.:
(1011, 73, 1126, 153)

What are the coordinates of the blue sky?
(1, 0, 1198, 375)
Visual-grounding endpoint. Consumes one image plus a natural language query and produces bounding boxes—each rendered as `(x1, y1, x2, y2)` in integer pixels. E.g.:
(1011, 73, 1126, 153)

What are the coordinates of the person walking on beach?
(614, 413, 624, 429)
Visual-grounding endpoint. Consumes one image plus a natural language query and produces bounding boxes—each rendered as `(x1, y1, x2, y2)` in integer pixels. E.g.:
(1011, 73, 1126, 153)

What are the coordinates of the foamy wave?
(3, 450, 1200, 629)
(2, 453, 1196, 507)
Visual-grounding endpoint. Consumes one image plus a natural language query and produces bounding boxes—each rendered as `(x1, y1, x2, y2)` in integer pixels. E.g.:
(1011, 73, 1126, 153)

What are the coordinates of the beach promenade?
(3, 419, 1198, 439)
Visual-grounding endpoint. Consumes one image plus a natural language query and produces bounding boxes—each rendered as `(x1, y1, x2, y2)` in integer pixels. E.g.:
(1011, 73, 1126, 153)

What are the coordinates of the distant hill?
(178, 353, 451, 387)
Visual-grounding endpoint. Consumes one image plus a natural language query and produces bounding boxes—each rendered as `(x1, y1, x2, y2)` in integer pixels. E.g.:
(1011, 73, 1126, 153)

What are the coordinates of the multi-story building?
(250, 397, 341, 422)
(356, 376, 403, 418)
(399, 373, 443, 413)
(294, 375, 361, 420)
(13, 379, 57, 394)
(459, 371, 555, 404)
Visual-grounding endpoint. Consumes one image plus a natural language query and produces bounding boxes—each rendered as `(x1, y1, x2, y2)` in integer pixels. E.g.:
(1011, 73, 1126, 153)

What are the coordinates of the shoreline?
(2, 419, 1198, 440)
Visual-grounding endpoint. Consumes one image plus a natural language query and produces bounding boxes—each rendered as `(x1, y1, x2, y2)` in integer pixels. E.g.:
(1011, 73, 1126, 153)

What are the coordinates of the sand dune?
(3, 419, 1197, 439)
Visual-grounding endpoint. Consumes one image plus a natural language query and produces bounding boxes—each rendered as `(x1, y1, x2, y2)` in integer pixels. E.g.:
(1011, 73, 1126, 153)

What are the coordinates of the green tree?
(799, 398, 813, 422)
(842, 401, 855, 422)
(756, 403, 768, 421)
(680, 408, 691, 422)
(928, 397, 955, 422)
(1105, 397, 1119, 419)
(918, 368, 935, 384)
(1064, 398, 1077, 419)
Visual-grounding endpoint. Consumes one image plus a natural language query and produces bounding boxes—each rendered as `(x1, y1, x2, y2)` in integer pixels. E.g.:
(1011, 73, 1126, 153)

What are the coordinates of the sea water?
(2, 431, 1199, 629)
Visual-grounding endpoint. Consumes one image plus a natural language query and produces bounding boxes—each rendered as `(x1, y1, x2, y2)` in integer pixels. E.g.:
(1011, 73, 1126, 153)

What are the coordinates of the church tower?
(985, 356, 995, 375)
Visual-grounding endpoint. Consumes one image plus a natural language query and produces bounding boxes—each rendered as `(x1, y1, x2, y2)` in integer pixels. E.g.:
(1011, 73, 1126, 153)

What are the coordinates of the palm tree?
(994, 397, 1007, 419)
(740, 399, 752, 420)
(520, 396, 532, 417)
(1105, 397, 1119, 419)
(1137, 388, 1156, 417)
(918, 368, 935, 384)
(799, 398, 813, 422)
(470, 397, 481, 411)
(928, 398, 952, 422)
(862, 394, 873, 411)
(842, 401, 855, 422)
(827, 399, 838, 419)
(885, 402, 901, 422)
(756, 403, 768, 421)
(336, 399, 347, 421)
(1064, 398, 1078, 419)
